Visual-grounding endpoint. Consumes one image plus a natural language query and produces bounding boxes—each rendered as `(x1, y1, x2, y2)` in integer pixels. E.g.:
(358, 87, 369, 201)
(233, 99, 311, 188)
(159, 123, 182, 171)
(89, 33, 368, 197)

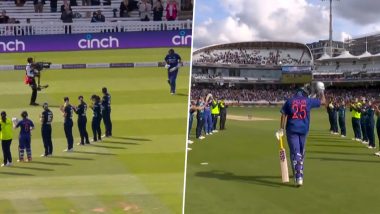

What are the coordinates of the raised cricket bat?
(276, 132, 289, 183)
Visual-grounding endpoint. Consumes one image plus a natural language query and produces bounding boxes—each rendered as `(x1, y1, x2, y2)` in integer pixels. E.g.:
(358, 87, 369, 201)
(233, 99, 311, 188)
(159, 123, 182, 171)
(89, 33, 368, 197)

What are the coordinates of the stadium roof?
(333, 51, 357, 59)
(317, 53, 331, 61)
(193, 41, 311, 54)
(358, 51, 373, 59)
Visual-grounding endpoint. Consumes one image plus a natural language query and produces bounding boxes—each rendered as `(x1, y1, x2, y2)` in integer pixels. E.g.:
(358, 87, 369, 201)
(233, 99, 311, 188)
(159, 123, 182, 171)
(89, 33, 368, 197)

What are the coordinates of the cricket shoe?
(296, 178, 303, 187)
(6, 162, 12, 167)
(17, 159, 24, 162)
(351, 138, 357, 141)
(213, 130, 218, 133)
(188, 140, 194, 144)
(63, 148, 74, 152)
(333, 132, 339, 135)
(368, 146, 376, 149)
(209, 132, 213, 135)
(198, 136, 205, 140)
(206, 133, 209, 135)
(40, 154, 48, 157)
(341, 135, 346, 138)
(187, 148, 192, 151)
(77, 143, 85, 146)
(26, 158, 32, 162)
(374, 151, 380, 156)
(362, 141, 369, 145)
(1, 164, 5, 167)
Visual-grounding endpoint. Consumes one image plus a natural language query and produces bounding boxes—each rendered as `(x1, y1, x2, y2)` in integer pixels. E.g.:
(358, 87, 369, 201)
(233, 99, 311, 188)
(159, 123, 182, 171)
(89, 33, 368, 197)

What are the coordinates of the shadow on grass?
(195, 170, 294, 188)
(73, 151, 116, 156)
(111, 137, 151, 142)
(12, 166, 54, 171)
(0, 171, 34, 176)
(175, 93, 188, 97)
(309, 144, 359, 148)
(309, 150, 370, 156)
(31, 161, 71, 166)
(309, 157, 380, 163)
(102, 141, 139, 146)
(90, 144, 126, 150)
(50, 156, 94, 161)
(308, 137, 349, 142)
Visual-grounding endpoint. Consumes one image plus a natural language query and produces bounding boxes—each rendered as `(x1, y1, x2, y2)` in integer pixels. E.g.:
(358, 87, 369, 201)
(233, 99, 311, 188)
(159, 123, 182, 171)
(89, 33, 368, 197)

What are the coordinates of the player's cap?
(63, 97, 69, 102)
(42, 102, 48, 109)
(0, 111, 6, 117)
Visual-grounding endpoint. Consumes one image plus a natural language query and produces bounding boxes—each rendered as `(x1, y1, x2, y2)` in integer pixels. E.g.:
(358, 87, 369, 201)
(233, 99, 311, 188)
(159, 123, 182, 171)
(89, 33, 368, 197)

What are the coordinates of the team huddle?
(0, 87, 112, 167)
(326, 96, 380, 152)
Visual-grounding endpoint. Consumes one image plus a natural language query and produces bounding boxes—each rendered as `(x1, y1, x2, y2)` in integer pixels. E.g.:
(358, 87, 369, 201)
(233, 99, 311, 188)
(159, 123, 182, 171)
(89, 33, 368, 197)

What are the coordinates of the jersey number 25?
(292, 104, 306, 119)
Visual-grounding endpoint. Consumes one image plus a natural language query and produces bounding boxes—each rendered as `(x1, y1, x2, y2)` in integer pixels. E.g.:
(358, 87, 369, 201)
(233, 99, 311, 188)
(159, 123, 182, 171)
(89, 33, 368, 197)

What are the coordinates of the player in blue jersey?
(195, 96, 205, 140)
(101, 87, 112, 137)
(74, 96, 90, 145)
(40, 103, 53, 157)
(203, 94, 213, 135)
(90, 95, 102, 142)
(60, 97, 74, 152)
(278, 83, 326, 186)
(164, 49, 182, 95)
(366, 100, 376, 149)
(14, 111, 35, 162)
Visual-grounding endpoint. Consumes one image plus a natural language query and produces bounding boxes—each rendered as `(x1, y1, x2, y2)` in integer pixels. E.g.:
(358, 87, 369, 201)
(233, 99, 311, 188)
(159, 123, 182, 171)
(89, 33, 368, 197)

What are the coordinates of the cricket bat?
(276, 132, 289, 183)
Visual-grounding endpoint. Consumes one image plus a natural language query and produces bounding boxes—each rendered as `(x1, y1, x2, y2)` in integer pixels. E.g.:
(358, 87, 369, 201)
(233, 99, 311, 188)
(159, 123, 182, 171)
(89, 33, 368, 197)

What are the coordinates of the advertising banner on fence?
(0, 30, 192, 53)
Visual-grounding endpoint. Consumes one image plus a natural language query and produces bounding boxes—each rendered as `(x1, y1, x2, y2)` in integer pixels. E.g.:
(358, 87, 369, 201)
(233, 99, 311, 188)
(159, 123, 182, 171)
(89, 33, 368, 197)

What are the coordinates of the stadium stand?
(0, 0, 192, 35)
(193, 48, 311, 66)
(191, 85, 380, 103)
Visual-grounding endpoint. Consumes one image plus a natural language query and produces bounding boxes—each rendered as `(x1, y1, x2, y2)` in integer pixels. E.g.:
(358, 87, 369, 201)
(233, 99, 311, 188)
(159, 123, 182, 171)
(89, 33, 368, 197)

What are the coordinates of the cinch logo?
(0, 40, 25, 52)
(172, 30, 192, 46)
(78, 34, 120, 49)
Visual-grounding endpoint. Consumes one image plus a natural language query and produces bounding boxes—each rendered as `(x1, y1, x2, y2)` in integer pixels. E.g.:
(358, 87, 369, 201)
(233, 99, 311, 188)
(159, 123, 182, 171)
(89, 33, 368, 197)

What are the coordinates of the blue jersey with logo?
(16, 119, 34, 136)
(337, 105, 345, 118)
(281, 94, 321, 134)
(64, 105, 74, 122)
(102, 93, 111, 111)
(165, 53, 181, 68)
(368, 107, 375, 124)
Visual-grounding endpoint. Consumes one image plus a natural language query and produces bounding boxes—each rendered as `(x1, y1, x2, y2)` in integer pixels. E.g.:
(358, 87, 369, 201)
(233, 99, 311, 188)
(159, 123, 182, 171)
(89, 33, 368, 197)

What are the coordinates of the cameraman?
(25, 57, 39, 106)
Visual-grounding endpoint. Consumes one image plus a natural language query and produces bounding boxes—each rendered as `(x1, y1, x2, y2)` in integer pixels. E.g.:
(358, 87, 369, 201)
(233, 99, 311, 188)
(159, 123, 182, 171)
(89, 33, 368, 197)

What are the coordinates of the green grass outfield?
(186, 107, 380, 214)
(0, 48, 190, 213)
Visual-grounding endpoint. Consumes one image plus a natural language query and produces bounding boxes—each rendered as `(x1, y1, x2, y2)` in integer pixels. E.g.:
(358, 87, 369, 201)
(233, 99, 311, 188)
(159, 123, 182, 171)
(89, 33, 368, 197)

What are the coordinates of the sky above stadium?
(193, 0, 380, 49)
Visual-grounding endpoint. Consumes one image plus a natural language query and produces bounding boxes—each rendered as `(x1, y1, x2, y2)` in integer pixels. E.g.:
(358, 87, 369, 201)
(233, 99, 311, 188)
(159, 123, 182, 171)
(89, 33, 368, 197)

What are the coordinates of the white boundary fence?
(0, 20, 192, 36)
(0, 61, 191, 71)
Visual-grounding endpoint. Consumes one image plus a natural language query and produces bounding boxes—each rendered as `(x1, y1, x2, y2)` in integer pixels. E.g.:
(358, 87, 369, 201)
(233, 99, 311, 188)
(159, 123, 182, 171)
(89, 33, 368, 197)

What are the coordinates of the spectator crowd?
(0, 0, 180, 25)
(194, 48, 310, 66)
(191, 85, 380, 103)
